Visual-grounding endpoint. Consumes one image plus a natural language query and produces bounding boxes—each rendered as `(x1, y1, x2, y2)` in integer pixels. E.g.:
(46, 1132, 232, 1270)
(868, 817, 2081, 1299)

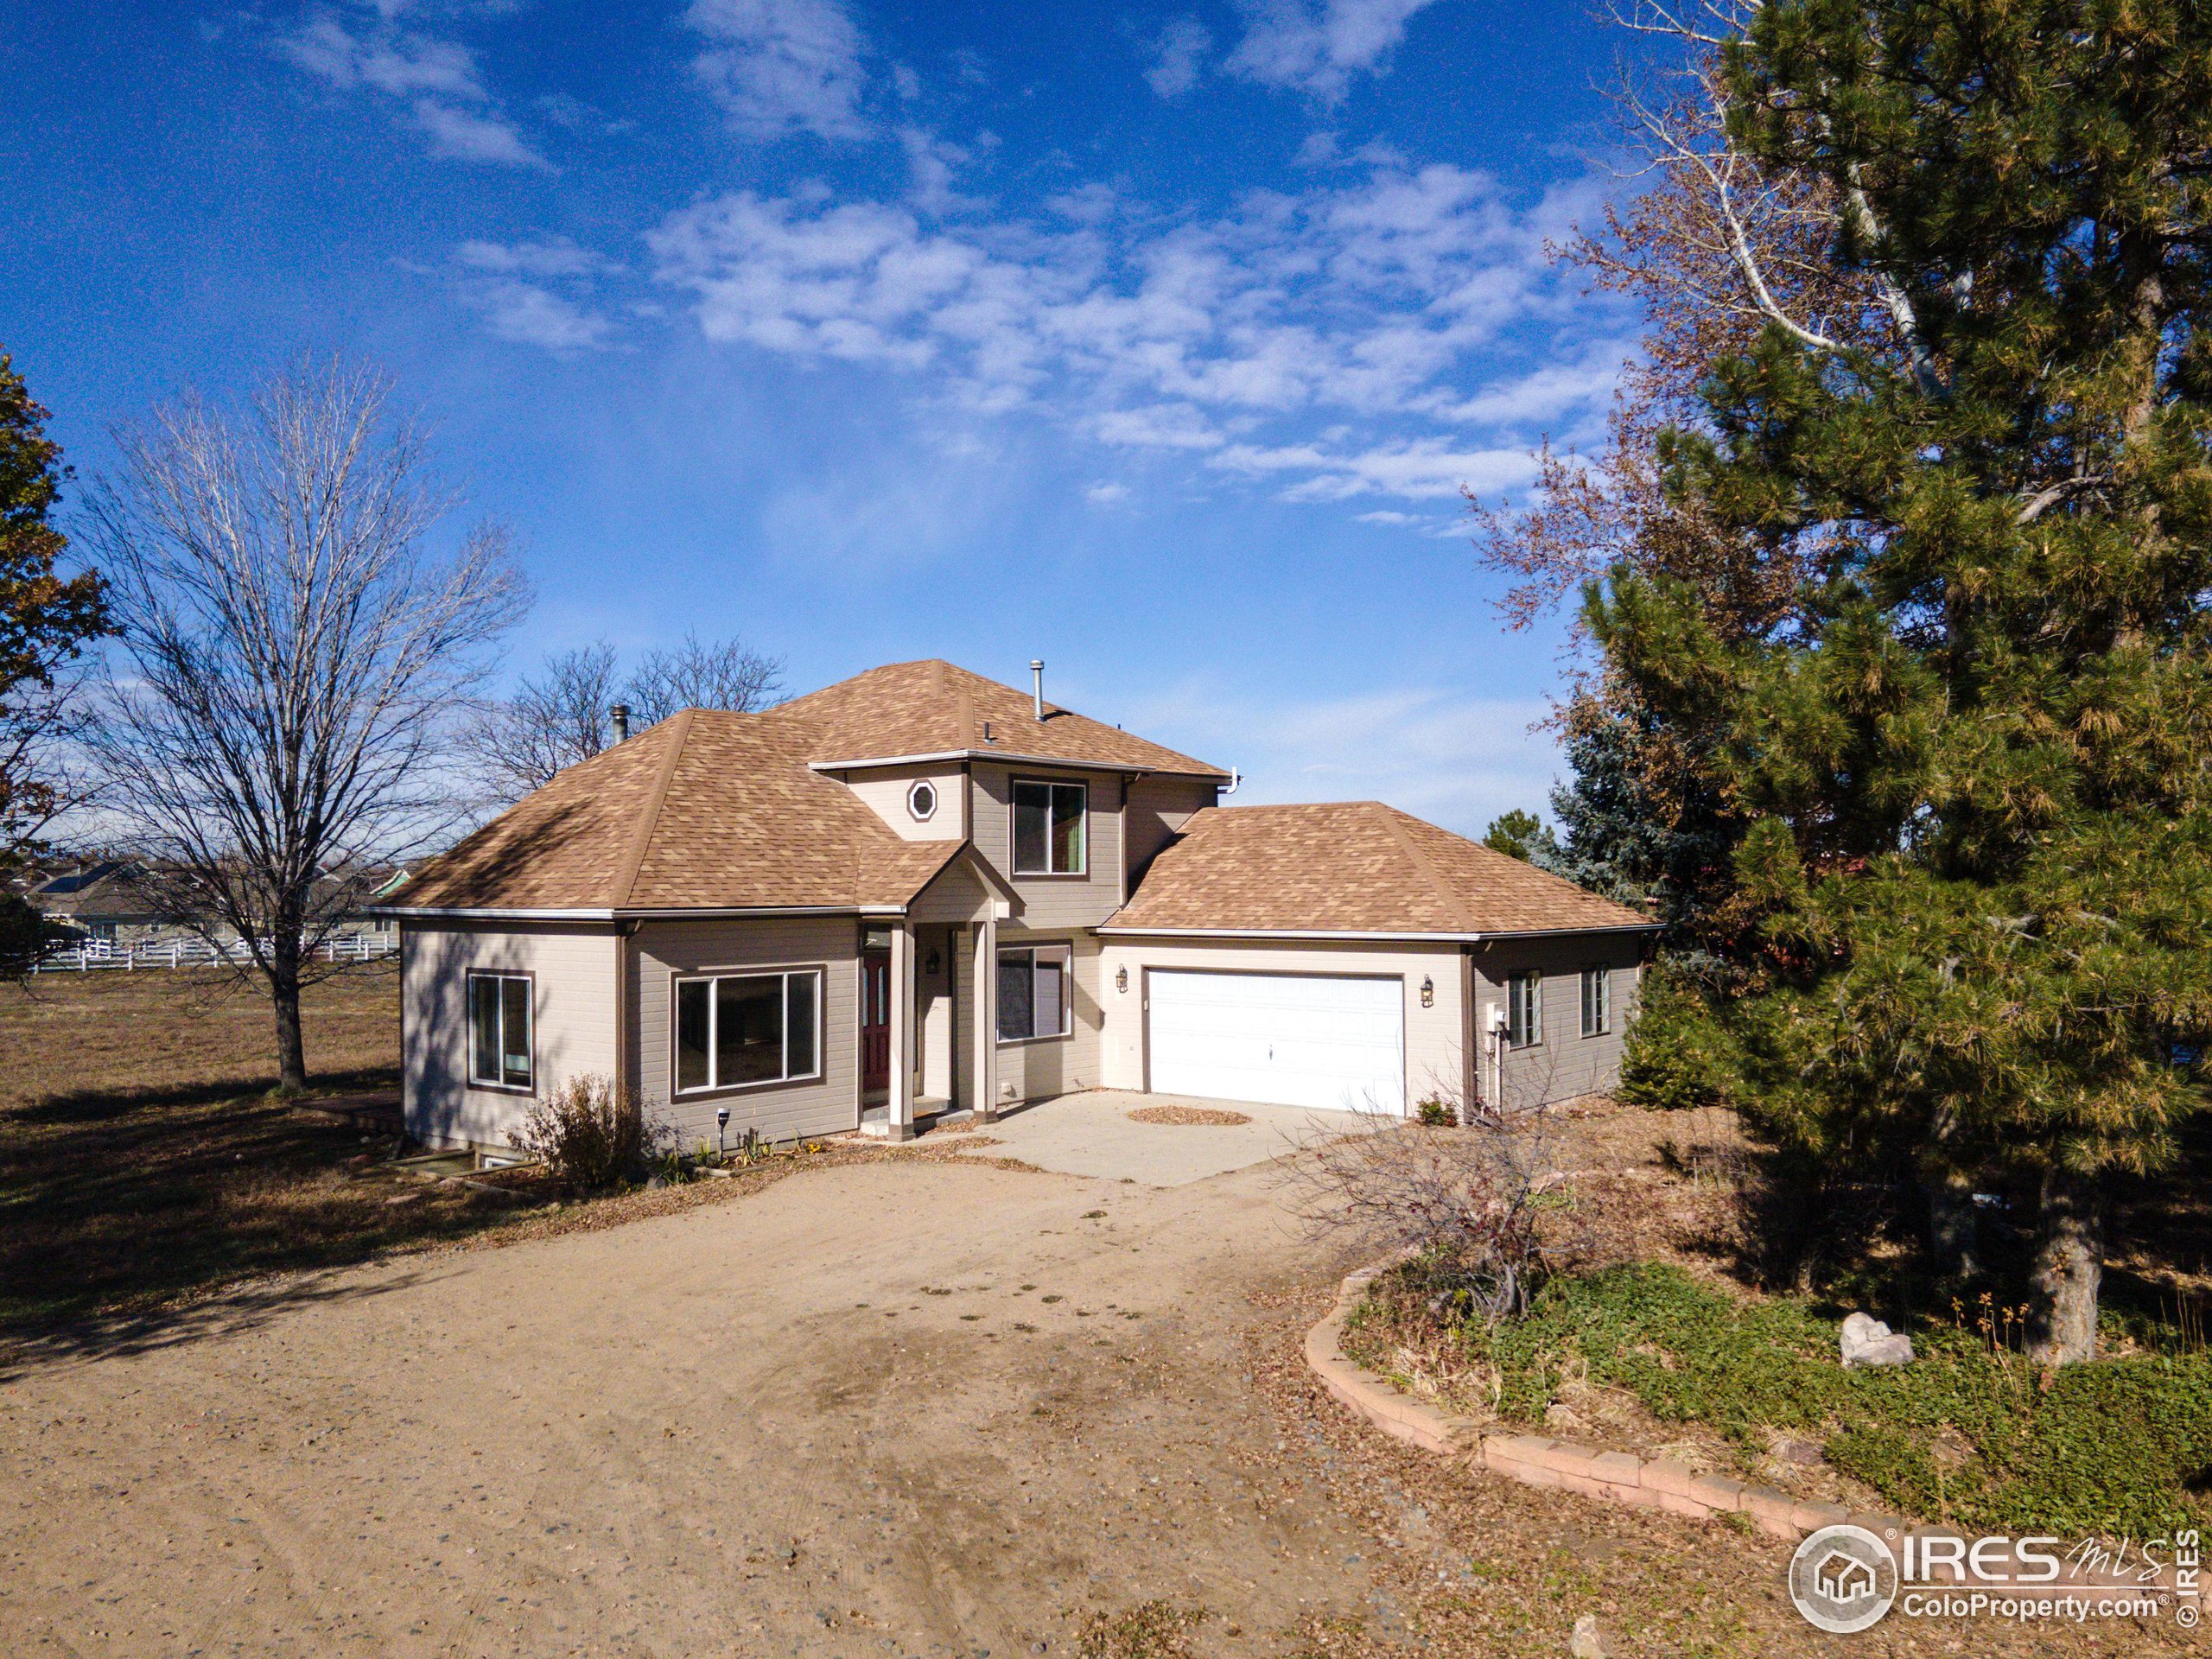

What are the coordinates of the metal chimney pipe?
(1031, 659, 1046, 721)
(610, 703, 631, 744)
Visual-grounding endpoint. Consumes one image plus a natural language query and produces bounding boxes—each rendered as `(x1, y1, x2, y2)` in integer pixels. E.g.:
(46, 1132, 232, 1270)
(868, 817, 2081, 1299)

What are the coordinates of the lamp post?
(716, 1106, 730, 1159)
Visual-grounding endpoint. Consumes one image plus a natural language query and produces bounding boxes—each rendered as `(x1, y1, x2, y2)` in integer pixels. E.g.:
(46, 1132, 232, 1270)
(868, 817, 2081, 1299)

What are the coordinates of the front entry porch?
(858, 852, 1015, 1141)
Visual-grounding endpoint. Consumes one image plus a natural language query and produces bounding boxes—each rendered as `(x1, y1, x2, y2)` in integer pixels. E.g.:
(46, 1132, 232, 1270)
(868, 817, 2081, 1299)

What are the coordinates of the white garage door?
(1146, 970, 1406, 1115)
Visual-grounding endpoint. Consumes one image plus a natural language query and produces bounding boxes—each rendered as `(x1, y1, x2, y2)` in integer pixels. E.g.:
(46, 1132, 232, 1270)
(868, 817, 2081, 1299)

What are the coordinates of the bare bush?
(512, 1074, 658, 1189)
(1288, 1091, 1580, 1323)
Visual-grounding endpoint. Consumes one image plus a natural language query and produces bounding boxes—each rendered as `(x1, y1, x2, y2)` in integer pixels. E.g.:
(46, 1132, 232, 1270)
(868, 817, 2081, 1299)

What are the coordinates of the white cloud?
(413, 99, 552, 167)
(278, 8, 549, 168)
(1144, 16, 1211, 99)
(455, 236, 616, 278)
(451, 238, 614, 350)
(646, 157, 1622, 505)
(686, 0, 871, 141)
(1084, 480, 1131, 504)
(1227, 0, 1443, 100)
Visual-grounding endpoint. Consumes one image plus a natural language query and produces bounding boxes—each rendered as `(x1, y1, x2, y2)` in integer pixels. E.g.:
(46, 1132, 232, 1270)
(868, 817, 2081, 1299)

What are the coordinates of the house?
(378, 660, 1657, 1151)
(27, 859, 403, 953)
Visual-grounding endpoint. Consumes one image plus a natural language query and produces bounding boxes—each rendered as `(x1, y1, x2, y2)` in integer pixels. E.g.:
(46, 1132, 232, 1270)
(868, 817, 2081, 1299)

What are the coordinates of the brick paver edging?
(1305, 1266, 1906, 1543)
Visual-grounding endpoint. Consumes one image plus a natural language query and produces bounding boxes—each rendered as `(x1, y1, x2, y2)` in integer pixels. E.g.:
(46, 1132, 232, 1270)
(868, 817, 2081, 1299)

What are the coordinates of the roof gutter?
(1094, 922, 1663, 943)
(370, 903, 913, 922)
(810, 750, 1226, 779)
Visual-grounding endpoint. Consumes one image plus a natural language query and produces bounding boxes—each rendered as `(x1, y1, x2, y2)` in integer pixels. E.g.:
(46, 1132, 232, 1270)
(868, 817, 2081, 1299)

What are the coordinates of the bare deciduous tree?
(81, 357, 530, 1091)
(622, 633, 783, 728)
(458, 641, 620, 801)
(464, 632, 785, 804)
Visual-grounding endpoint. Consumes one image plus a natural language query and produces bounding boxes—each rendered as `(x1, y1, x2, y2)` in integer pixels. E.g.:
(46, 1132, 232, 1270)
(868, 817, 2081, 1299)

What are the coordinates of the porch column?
(972, 913, 1000, 1122)
(888, 922, 915, 1138)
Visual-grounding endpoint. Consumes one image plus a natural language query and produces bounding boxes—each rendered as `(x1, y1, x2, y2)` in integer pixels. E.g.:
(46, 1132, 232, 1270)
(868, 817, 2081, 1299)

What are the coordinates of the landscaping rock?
(1773, 1436, 1825, 1465)
(1839, 1312, 1914, 1368)
(1569, 1612, 1608, 1657)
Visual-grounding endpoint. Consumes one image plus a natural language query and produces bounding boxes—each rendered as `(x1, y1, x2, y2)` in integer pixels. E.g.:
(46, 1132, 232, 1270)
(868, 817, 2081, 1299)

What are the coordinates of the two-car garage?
(1136, 967, 1413, 1116)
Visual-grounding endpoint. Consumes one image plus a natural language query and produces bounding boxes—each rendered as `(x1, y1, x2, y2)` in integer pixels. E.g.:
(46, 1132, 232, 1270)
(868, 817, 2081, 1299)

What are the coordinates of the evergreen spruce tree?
(1593, 3, 2212, 1360)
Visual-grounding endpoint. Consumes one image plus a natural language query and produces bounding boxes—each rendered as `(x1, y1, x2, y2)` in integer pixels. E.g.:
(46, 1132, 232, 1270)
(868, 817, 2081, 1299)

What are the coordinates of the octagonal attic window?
(907, 779, 938, 822)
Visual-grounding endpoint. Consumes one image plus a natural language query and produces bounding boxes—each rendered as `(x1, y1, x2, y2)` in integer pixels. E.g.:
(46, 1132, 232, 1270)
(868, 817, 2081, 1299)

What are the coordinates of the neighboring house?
(28, 861, 168, 945)
(27, 859, 403, 950)
(378, 660, 1657, 1152)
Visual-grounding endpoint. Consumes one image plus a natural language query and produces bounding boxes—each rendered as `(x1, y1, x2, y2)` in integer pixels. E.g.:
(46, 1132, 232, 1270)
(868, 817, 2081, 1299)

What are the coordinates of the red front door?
(860, 952, 891, 1093)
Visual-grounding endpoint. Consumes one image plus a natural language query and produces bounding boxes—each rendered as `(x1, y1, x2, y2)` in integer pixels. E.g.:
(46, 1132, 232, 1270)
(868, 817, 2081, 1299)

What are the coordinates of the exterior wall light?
(925, 946, 942, 976)
(1115, 965, 1129, 995)
(1420, 975, 1434, 1008)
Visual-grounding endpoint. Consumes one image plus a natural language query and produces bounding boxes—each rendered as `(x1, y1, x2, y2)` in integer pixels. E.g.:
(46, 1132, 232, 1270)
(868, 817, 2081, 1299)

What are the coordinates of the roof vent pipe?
(610, 703, 631, 744)
(1030, 659, 1046, 721)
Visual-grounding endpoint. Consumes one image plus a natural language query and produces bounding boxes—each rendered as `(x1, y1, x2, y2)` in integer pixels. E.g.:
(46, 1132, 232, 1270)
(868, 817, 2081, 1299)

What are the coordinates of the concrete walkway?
(947, 1088, 1374, 1185)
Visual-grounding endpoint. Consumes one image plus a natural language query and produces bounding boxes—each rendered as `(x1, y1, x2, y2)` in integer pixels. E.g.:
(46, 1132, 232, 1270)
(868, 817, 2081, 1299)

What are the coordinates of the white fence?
(30, 931, 400, 973)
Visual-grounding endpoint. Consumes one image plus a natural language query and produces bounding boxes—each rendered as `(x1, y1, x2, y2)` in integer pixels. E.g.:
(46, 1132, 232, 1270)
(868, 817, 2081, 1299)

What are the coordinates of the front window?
(997, 944, 1072, 1042)
(1011, 779, 1086, 874)
(674, 969, 822, 1093)
(1507, 972, 1542, 1049)
(468, 972, 533, 1090)
(1580, 966, 1610, 1037)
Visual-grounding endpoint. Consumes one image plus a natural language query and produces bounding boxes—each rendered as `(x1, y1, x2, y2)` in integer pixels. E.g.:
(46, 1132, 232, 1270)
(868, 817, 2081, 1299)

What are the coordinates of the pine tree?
(1594, 3, 2212, 1361)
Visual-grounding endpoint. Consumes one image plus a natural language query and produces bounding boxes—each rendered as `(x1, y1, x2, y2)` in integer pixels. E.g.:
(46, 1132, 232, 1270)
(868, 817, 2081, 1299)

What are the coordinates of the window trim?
(1008, 777, 1089, 877)
(995, 941, 1075, 1046)
(1580, 964, 1610, 1039)
(669, 963, 826, 1097)
(1506, 970, 1543, 1050)
(467, 969, 536, 1095)
(906, 778, 938, 822)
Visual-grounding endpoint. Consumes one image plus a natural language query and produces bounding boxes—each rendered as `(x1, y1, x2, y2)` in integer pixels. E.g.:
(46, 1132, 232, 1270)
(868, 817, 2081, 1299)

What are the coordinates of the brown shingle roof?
(390, 709, 961, 912)
(771, 658, 1226, 777)
(1103, 802, 1655, 938)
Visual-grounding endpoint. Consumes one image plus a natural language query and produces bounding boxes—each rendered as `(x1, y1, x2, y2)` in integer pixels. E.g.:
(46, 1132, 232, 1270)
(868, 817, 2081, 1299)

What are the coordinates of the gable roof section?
(387, 710, 963, 914)
(1103, 802, 1655, 938)
(772, 658, 1227, 778)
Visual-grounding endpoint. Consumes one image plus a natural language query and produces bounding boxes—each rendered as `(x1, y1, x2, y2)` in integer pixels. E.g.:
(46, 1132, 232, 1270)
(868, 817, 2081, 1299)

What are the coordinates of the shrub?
(513, 1074, 658, 1189)
(1290, 1103, 1577, 1322)
(1618, 966, 1732, 1113)
(1414, 1096, 1459, 1128)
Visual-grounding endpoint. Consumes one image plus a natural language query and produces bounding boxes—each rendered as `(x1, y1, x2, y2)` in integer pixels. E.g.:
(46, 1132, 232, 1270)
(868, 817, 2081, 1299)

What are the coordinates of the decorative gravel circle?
(1126, 1105, 1253, 1127)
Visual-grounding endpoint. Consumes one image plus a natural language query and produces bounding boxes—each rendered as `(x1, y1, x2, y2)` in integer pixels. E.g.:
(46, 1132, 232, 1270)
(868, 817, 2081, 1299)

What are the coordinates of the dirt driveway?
(0, 1126, 2153, 1658)
(0, 1151, 1386, 1657)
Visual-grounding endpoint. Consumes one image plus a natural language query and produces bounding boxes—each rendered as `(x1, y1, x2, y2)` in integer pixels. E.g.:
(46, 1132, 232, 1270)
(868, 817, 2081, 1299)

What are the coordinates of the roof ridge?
(613, 709, 695, 908)
(1373, 800, 1465, 930)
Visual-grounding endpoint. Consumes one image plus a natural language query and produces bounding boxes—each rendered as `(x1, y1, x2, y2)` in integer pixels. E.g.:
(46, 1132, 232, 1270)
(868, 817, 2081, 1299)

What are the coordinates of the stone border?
(1305, 1266, 1904, 1542)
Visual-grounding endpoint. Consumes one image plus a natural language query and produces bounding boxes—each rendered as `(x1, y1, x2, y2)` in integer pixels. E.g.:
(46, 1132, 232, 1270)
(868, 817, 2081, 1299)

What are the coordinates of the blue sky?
(3, 0, 1642, 836)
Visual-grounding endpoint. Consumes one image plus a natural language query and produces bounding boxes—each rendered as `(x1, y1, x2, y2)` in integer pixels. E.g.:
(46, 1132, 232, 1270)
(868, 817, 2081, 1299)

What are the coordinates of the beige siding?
(835, 763, 967, 842)
(633, 915, 862, 1147)
(401, 920, 620, 1150)
(969, 763, 1125, 928)
(1123, 774, 1221, 890)
(1473, 934, 1646, 1109)
(1096, 938, 1470, 1113)
(990, 928, 1104, 1104)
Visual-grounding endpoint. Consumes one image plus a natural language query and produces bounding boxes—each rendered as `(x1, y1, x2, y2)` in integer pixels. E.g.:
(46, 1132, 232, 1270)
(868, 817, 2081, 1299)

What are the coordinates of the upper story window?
(675, 969, 822, 1094)
(906, 779, 938, 821)
(1012, 779, 1086, 875)
(1580, 965, 1611, 1037)
(468, 971, 534, 1091)
(1507, 971, 1542, 1049)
